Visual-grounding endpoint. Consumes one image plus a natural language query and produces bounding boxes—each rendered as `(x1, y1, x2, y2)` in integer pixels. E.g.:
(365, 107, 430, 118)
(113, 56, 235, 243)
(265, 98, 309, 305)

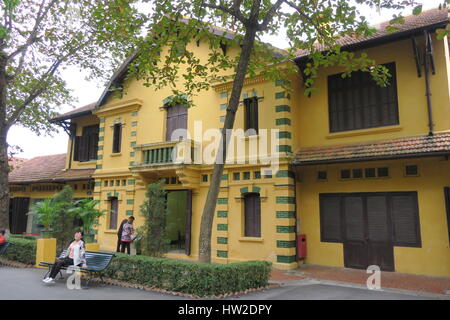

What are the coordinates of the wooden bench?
(40, 250, 115, 286)
(0, 242, 12, 256)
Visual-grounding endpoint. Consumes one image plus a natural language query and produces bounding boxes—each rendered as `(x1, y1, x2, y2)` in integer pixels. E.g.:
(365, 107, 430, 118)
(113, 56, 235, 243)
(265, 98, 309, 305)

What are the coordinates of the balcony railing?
(133, 140, 199, 167)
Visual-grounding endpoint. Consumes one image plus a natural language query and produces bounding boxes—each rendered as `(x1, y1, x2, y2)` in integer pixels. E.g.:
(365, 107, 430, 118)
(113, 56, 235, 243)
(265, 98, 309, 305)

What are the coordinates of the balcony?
(132, 140, 200, 169)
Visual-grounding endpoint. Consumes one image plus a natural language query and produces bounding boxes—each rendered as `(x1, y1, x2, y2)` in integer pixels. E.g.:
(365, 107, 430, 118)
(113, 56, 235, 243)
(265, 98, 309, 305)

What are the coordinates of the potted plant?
(29, 199, 61, 238)
(69, 199, 105, 243)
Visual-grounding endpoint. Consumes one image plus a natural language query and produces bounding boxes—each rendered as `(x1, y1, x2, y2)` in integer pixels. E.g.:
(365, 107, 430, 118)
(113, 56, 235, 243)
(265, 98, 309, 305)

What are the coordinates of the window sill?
(326, 125, 402, 139)
(75, 160, 97, 166)
(110, 153, 122, 157)
(238, 237, 264, 243)
(104, 230, 117, 234)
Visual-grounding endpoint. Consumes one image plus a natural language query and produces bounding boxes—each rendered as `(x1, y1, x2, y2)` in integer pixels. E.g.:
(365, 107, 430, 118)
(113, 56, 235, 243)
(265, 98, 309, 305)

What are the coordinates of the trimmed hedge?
(104, 254, 272, 297)
(1, 238, 36, 265)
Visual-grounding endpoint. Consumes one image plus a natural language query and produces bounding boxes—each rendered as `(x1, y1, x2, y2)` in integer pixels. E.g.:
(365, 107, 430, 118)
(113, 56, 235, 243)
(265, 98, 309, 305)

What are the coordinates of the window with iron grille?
(328, 62, 399, 133)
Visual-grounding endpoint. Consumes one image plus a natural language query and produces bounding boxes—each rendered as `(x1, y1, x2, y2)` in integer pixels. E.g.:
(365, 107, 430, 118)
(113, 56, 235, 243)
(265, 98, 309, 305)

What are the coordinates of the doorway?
(166, 190, 192, 255)
(9, 197, 30, 234)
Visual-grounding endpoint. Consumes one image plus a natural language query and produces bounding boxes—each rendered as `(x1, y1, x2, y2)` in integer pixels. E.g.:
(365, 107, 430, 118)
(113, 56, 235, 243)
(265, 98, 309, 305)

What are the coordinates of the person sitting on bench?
(0, 229, 6, 246)
(43, 230, 88, 284)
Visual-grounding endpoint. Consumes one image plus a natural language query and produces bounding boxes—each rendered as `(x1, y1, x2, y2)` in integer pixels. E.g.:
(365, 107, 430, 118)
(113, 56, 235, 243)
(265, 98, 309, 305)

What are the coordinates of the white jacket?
(63, 240, 86, 266)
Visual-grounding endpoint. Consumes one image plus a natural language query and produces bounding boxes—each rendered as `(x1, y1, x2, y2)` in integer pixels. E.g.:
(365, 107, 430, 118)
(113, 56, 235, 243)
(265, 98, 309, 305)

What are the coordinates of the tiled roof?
(295, 8, 449, 59)
(293, 132, 450, 165)
(9, 154, 94, 184)
(8, 157, 27, 168)
(51, 102, 96, 122)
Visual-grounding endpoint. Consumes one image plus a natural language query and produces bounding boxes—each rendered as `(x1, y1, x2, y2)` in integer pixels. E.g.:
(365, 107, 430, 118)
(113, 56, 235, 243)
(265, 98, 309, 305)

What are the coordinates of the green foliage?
(1, 237, 36, 265)
(50, 186, 75, 251)
(104, 253, 272, 297)
(68, 199, 105, 243)
(139, 181, 170, 257)
(29, 198, 61, 235)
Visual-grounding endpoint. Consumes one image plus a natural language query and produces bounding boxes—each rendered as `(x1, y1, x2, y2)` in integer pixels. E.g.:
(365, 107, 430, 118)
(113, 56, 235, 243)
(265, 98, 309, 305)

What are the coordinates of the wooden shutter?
(328, 62, 399, 133)
(343, 196, 365, 241)
(366, 195, 390, 242)
(319, 194, 343, 242)
(390, 192, 421, 247)
(78, 135, 90, 162)
(112, 124, 122, 153)
(73, 136, 81, 161)
(166, 104, 187, 141)
(244, 193, 261, 237)
(445, 187, 450, 245)
(109, 197, 118, 230)
(244, 97, 258, 134)
(9, 197, 30, 234)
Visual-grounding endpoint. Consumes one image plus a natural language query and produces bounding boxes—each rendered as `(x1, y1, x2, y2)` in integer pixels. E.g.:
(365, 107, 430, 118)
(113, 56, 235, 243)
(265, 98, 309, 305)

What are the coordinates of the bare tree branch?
(257, 0, 285, 31)
(202, 1, 248, 26)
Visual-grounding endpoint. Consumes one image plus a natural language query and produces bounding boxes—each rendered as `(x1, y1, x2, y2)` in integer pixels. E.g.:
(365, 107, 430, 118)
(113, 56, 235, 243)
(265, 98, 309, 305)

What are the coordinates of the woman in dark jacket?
(117, 219, 128, 252)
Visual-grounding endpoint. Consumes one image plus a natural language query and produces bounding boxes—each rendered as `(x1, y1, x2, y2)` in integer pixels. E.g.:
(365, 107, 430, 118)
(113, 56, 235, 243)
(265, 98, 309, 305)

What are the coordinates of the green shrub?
(2, 238, 36, 265)
(9, 234, 37, 241)
(104, 254, 271, 297)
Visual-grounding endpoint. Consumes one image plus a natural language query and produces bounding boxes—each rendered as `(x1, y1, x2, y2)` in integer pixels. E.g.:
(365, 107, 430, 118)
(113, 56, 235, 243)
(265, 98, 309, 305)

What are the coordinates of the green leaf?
(413, 5, 423, 16)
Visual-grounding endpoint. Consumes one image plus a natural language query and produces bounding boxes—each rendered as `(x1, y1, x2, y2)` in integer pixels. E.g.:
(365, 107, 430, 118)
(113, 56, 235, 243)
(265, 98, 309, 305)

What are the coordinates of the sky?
(7, 0, 445, 160)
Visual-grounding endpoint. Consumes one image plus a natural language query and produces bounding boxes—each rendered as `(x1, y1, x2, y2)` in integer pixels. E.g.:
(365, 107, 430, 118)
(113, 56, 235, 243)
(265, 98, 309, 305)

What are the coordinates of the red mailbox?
(297, 234, 307, 258)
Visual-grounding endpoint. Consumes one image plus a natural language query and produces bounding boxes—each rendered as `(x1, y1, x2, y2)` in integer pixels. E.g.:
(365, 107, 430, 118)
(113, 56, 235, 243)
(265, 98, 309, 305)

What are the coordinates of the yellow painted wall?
(294, 34, 450, 149)
(296, 157, 450, 277)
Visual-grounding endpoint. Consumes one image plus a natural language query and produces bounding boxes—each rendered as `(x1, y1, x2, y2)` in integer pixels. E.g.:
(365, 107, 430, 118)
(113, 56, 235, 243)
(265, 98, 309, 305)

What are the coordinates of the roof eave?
(292, 151, 450, 166)
(294, 20, 449, 63)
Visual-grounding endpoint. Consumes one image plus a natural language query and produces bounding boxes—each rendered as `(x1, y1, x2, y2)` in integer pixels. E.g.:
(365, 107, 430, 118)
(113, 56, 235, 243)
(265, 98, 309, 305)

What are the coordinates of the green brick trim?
(221, 174, 228, 181)
(127, 179, 135, 185)
(217, 224, 228, 231)
(276, 211, 296, 219)
(277, 131, 292, 139)
(275, 79, 286, 87)
(277, 240, 296, 248)
(98, 136, 104, 141)
(277, 255, 296, 264)
(275, 91, 286, 99)
(240, 187, 249, 194)
(219, 116, 225, 123)
(277, 145, 292, 153)
(94, 181, 101, 187)
(96, 165, 102, 169)
(129, 161, 135, 166)
(97, 155, 103, 160)
(130, 152, 135, 157)
(131, 111, 138, 116)
(99, 118, 105, 123)
(220, 103, 227, 110)
(131, 121, 138, 127)
(275, 105, 291, 112)
(220, 92, 228, 99)
(252, 186, 261, 193)
(276, 170, 295, 179)
(99, 127, 105, 132)
(127, 199, 134, 205)
(217, 198, 228, 205)
(276, 225, 296, 233)
(217, 250, 228, 258)
(217, 237, 228, 245)
(276, 118, 291, 126)
(217, 211, 228, 218)
(131, 131, 137, 137)
(276, 196, 296, 204)
(126, 210, 133, 216)
(98, 145, 103, 151)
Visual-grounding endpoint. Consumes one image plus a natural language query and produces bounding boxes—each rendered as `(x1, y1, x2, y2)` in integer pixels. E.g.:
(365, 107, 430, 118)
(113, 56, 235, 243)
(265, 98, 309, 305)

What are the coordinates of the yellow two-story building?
(9, 9, 450, 276)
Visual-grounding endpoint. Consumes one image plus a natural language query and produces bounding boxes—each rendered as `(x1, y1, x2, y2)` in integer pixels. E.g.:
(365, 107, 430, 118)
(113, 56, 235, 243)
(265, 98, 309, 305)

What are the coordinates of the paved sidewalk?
(0, 266, 447, 300)
(270, 264, 450, 295)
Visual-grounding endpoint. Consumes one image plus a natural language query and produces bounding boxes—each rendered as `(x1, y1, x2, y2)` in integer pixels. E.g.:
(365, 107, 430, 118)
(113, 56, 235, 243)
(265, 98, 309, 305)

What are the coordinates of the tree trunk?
(0, 51, 10, 233)
(198, 23, 259, 263)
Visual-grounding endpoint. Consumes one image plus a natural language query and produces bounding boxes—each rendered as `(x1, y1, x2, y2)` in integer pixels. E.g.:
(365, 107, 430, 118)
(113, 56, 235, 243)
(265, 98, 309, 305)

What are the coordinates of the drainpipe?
(423, 30, 434, 136)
